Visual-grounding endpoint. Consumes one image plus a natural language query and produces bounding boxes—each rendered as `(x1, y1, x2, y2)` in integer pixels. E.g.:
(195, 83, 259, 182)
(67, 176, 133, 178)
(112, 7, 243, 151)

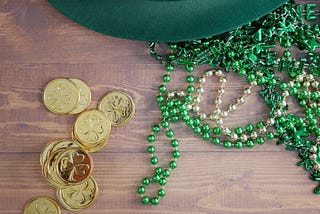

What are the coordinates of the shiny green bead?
(152, 174, 160, 182)
(187, 85, 195, 93)
(185, 64, 194, 73)
(202, 132, 210, 140)
(193, 118, 200, 126)
(279, 82, 288, 91)
(289, 87, 298, 95)
(147, 135, 155, 143)
(152, 124, 160, 133)
(172, 150, 181, 158)
(142, 178, 150, 185)
(266, 132, 274, 139)
(166, 100, 174, 108)
(180, 110, 188, 117)
(193, 127, 201, 134)
(166, 64, 174, 72)
(159, 178, 167, 186)
(238, 69, 246, 76)
(298, 90, 309, 99)
(202, 124, 210, 132)
(256, 136, 265, 145)
(185, 118, 193, 127)
(172, 115, 179, 122)
(246, 140, 254, 148)
(162, 169, 171, 177)
(246, 124, 254, 132)
(174, 100, 182, 107)
(247, 74, 256, 82)
(158, 189, 166, 197)
(185, 95, 193, 103)
(235, 141, 243, 149)
(147, 146, 156, 154)
(161, 120, 169, 128)
(170, 44, 177, 50)
(171, 139, 179, 147)
(256, 121, 265, 128)
(311, 91, 320, 100)
(315, 128, 320, 136)
(162, 111, 169, 118)
(224, 141, 232, 148)
(276, 127, 285, 135)
(169, 160, 177, 169)
(138, 186, 146, 194)
(160, 104, 167, 112)
(151, 197, 159, 205)
(156, 95, 164, 103)
(294, 82, 301, 88)
(166, 129, 174, 138)
(306, 113, 314, 120)
(155, 167, 162, 175)
(179, 104, 187, 111)
(163, 74, 171, 82)
(309, 118, 317, 126)
(257, 76, 266, 85)
(186, 75, 195, 83)
(276, 116, 286, 124)
(235, 127, 243, 135)
(168, 53, 175, 60)
(212, 137, 220, 145)
(212, 127, 221, 135)
(150, 156, 159, 165)
(283, 50, 291, 58)
(141, 196, 150, 204)
(159, 85, 167, 93)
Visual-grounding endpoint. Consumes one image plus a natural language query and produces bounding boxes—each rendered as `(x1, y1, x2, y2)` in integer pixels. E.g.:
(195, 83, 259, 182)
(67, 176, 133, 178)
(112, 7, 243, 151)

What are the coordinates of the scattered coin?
(43, 78, 80, 114)
(24, 196, 61, 214)
(98, 90, 135, 126)
(69, 78, 91, 114)
(57, 176, 98, 211)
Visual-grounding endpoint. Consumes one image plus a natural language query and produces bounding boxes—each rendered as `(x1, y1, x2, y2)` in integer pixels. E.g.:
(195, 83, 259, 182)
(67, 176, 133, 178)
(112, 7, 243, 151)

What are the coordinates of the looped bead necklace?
(138, 1, 320, 205)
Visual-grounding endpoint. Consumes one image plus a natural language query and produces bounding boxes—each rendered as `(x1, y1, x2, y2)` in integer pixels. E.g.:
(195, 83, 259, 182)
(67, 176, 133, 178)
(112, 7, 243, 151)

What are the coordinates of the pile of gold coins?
(24, 78, 135, 214)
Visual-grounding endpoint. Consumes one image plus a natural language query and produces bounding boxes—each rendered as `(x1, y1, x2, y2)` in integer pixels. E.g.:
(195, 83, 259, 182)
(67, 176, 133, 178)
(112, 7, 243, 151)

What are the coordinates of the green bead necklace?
(139, 1, 320, 204)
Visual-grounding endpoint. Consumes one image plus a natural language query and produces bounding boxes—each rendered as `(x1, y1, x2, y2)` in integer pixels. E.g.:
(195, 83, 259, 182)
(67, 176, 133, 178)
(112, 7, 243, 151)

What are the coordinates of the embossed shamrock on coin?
(57, 176, 98, 211)
(24, 196, 61, 214)
(43, 78, 80, 114)
(73, 109, 111, 152)
(98, 90, 135, 126)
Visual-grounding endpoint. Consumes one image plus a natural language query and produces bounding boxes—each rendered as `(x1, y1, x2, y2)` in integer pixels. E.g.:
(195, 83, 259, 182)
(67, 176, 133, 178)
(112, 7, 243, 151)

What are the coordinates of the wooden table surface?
(1, 1, 319, 213)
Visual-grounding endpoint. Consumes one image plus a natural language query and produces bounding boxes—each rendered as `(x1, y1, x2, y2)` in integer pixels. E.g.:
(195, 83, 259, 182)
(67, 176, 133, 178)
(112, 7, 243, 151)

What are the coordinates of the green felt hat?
(48, 0, 288, 42)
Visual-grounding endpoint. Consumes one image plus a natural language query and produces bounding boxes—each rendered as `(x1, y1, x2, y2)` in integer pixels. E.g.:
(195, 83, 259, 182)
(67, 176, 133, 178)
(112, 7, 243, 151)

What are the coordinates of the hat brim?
(48, 0, 288, 42)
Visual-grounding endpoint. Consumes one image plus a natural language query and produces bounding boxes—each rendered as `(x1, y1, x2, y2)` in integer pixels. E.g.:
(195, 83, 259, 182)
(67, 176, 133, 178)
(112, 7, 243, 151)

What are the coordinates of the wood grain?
(0, 0, 319, 213)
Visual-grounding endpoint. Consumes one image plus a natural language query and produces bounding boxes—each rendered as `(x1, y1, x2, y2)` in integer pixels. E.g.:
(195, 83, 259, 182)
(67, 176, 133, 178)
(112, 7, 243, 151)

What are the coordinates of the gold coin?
(72, 126, 108, 153)
(40, 139, 81, 166)
(98, 90, 135, 126)
(55, 148, 93, 184)
(73, 109, 111, 152)
(57, 176, 98, 211)
(43, 78, 80, 114)
(24, 196, 61, 214)
(43, 150, 68, 189)
(43, 147, 92, 188)
(69, 78, 91, 115)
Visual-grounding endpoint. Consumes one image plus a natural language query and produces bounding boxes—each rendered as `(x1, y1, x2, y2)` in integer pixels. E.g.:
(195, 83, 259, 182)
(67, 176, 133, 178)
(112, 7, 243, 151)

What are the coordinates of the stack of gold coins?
(24, 78, 135, 212)
(40, 139, 98, 211)
(72, 109, 112, 152)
